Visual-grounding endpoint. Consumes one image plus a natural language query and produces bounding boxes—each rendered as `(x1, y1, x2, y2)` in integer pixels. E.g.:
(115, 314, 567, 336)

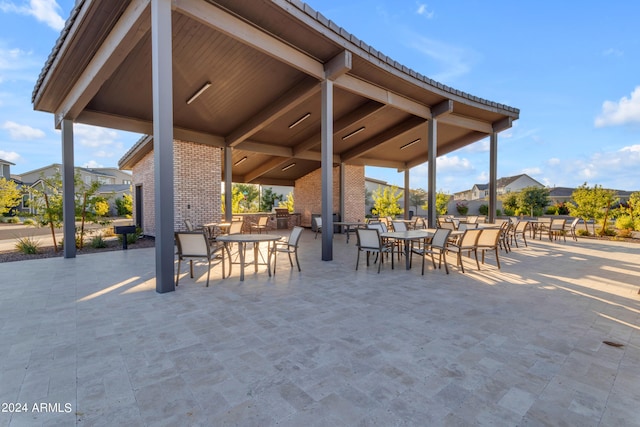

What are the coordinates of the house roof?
(33, 0, 519, 186)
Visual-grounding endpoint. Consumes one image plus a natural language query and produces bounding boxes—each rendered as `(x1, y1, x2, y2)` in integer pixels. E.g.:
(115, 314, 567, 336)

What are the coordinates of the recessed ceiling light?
(400, 139, 421, 150)
(234, 156, 247, 166)
(341, 127, 365, 140)
(288, 113, 311, 129)
(281, 163, 296, 171)
(186, 82, 212, 105)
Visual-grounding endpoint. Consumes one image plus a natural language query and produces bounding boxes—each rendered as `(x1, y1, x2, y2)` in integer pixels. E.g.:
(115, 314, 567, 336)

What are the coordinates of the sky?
(1, 0, 639, 194)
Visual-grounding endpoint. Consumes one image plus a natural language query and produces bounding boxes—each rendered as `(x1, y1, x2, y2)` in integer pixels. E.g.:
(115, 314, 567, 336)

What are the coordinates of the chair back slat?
(430, 228, 451, 248)
(476, 228, 501, 246)
(357, 228, 381, 250)
(228, 220, 243, 234)
(289, 226, 304, 246)
(391, 221, 407, 231)
(175, 232, 209, 257)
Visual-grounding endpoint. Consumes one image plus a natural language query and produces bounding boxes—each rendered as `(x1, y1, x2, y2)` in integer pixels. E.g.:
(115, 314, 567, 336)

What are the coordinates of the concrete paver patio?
(1, 231, 639, 426)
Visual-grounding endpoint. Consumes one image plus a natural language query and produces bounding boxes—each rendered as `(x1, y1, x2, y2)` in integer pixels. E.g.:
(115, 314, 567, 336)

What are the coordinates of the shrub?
(576, 229, 590, 237)
(596, 227, 617, 237)
(635, 218, 640, 232)
(15, 236, 40, 254)
(7, 216, 20, 224)
(478, 204, 489, 215)
(496, 209, 502, 217)
(90, 234, 108, 248)
(22, 218, 36, 226)
(615, 215, 634, 231)
(545, 206, 557, 215)
(456, 202, 468, 215)
(617, 228, 633, 238)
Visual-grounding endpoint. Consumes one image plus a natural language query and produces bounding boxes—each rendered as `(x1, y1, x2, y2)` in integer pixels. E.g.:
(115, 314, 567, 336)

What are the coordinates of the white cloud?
(436, 155, 473, 172)
(594, 86, 640, 127)
(416, 3, 434, 18)
(522, 167, 542, 175)
(408, 35, 476, 83)
(74, 124, 119, 148)
(83, 160, 103, 168)
(602, 48, 623, 57)
(547, 157, 561, 166)
(2, 121, 46, 140)
(0, 150, 21, 162)
(0, 0, 65, 31)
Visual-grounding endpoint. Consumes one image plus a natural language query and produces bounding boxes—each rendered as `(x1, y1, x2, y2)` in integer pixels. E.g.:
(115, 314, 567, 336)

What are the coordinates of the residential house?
(454, 174, 544, 201)
(14, 164, 132, 215)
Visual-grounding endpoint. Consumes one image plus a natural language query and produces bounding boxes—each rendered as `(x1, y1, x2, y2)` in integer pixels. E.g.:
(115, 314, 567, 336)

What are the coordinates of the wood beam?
(432, 99, 454, 118)
(493, 117, 513, 132)
(292, 101, 386, 156)
(55, 0, 151, 127)
(225, 79, 320, 147)
(341, 116, 425, 162)
(76, 110, 226, 147)
(174, 0, 324, 79)
(333, 74, 431, 119)
(243, 157, 290, 183)
(325, 50, 352, 81)
(439, 113, 492, 133)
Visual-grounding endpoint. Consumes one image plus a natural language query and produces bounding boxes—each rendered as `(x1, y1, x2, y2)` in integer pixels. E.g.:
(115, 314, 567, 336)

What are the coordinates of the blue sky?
(1, 1, 639, 194)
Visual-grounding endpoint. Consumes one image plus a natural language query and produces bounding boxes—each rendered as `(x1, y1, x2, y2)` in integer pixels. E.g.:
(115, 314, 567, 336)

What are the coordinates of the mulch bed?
(0, 236, 155, 263)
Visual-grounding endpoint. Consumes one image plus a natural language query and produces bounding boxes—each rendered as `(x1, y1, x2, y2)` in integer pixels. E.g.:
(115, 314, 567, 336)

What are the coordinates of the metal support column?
(61, 119, 76, 259)
(489, 132, 498, 223)
(224, 147, 232, 222)
(427, 118, 437, 228)
(321, 79, 333, 260)
(151, 0, 174, 293)
(404, 169, 410, 219)
(339, 162, 345, 222)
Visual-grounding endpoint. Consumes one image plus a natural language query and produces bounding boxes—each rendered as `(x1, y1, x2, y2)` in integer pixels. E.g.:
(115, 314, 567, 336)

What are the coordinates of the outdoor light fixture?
(341, 126, 365, 140)
(288, 113, 311, 129)
(281, 163, 296, 171)
(234, 156, 247, 166)
(186, 82, 212, 105)
(400, 138, 421, 150)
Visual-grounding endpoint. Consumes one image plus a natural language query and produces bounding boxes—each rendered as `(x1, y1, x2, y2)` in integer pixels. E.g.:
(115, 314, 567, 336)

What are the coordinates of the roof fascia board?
(173, 0, 324, 79)
(54, 0, 151, 128)
(341, 116, 426, 162)
(225, 79, 320, 147)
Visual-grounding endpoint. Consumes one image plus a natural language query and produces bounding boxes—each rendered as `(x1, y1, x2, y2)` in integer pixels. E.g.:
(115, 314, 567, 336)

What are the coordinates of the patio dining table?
(216, 233, 282, 281)
(381, 229, 463, 270)
(203, 222, 231, 240)
(334, 221, 367, 244)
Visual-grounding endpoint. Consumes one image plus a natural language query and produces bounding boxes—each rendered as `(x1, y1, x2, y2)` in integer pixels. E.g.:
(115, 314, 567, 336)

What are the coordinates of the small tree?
(371, 185, 403, 218)
(116, 193, 133, 216)
(501, 193, 518, 216)
(0, 177, 21, 215)
(281, 192, 294, 213)
(260, 187, 283, 212)
(516, 186, 550, 217)
(409, 188, 427, 214)
(233, 183, 259, 212)
(568, 183, 619, 236)
(421, 192, 450, 215)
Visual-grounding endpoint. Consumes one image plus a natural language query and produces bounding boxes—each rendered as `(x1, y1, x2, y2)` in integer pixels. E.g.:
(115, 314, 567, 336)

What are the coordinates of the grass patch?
(15, 236, 40, 254)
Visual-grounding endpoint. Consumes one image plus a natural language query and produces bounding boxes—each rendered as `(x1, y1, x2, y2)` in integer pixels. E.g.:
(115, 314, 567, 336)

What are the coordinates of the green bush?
(576, 229, 590, 237)
(22, 218, 36, 226)
(615, 215, 634, 231)
(478, 204, 489, 215)
(90, 234, 108, 248)
(15, 236, 40, 254)
(545, 206, 557, 215)
(635, 218, 640, 232)
(496, 209, 502, 217)
(7, 216, 20, 224)
(596, 227, 617, 237)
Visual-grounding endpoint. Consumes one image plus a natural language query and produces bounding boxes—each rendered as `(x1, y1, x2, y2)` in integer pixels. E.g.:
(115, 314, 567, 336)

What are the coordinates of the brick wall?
(294, 164, 365, 227)
(131, 140, 222, 236)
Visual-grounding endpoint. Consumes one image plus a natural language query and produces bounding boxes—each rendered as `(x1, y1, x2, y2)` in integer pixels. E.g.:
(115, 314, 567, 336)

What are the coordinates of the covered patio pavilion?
(32, 0, 519, 293)
(1, 232, 639, 425)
